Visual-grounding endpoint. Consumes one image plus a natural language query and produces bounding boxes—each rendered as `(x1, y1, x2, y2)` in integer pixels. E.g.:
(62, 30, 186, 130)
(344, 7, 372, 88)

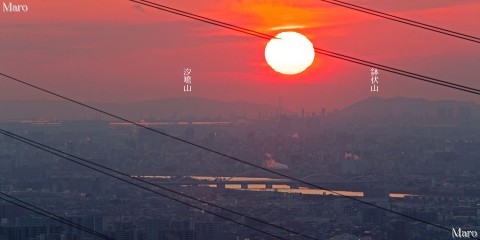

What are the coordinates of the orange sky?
(1, 0, 479, 112)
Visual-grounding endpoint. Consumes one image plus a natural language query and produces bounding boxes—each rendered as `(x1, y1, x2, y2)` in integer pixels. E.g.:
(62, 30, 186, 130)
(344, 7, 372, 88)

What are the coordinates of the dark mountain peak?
(340, 97, 480, 120)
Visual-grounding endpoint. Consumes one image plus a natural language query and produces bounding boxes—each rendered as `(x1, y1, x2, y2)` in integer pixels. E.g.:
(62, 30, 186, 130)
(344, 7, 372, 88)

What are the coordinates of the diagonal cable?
(0, 192, 113, 240)
(0, 128, 317, 240)
(0, 0, 477, 236)
(316, 0, 480, 44)
(130, 0, 480, 95)
(0, 72, 457, 234)
(0, 129, 295, 240)
(137, 0, 480, 44)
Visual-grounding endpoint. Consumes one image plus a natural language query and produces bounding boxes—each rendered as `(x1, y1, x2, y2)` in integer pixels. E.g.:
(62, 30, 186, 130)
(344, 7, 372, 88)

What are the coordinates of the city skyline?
(1, 1, 480, 239)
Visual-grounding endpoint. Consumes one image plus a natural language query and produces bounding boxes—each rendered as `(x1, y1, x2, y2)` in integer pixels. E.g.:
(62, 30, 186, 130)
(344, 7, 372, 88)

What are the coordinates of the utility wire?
(316, 0, 480, 44)
(136, 0, 480, 44)
(133, 0, 275, 40)
(0, 192, 113, 240)
(0, 73, 457, 234)
(0, 129, 290, 240)
(0, 129, 317, 240)
(131, 0, 272, 40)
(0, 0, 475, 236)
(312, 48, 480, 95)
(130, 0, 480, 95)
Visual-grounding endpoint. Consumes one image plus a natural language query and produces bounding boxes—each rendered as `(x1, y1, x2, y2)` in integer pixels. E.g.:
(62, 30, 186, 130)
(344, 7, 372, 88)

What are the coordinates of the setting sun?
(264, 31, 315, 75)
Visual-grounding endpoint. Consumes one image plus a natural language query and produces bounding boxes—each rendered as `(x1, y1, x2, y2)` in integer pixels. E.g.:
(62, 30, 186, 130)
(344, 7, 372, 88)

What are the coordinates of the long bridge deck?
(142, 177, 379, 190)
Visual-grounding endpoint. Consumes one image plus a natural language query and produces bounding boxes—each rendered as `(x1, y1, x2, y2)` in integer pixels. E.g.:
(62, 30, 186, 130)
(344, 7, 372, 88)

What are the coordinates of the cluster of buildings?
(0, 108, 478, 239)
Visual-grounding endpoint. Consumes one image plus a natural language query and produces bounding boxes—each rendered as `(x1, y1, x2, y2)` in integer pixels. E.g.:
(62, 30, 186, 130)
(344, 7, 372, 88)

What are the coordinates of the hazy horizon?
(1, 0, 479, 111)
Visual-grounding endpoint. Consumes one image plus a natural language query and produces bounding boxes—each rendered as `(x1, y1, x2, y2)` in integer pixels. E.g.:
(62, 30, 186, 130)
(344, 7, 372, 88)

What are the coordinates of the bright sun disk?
(264, 31, 315, 75)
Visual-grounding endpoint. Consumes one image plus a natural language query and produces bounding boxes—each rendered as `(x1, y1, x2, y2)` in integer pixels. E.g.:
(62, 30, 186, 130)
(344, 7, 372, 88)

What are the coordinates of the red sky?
(1, 0, 479, 112)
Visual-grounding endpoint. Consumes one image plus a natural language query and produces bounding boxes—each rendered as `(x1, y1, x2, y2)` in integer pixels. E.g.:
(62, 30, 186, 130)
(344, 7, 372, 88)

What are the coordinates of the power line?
(0, 129, 291, 240)
(317, 0, 480, 44)
(130, 0, 480, 95)
(0, 192, 113, 240)
(312, 48, 480, 95)
(135, 0, 480, 44)
(0, 0, 474, 235)
(0, 73, 457, 234)
(132, 0, 272, 40)
(132, 0, 276, 40)
(137, 0, 480, 44)
(0, 129, 317, 240)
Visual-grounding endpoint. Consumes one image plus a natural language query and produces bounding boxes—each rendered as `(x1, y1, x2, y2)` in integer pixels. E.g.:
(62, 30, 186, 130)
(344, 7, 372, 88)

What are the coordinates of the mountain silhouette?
(0, 97, 286, 121)
(1, 96, 478, 122)
(339, 97, 480, 121)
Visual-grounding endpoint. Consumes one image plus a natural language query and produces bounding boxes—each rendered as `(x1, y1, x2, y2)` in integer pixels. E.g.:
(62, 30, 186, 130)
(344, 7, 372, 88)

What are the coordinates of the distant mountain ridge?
(339, 97, 480, 121)
(0, 97, 478, 121)
(0, 97, 286, 121)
